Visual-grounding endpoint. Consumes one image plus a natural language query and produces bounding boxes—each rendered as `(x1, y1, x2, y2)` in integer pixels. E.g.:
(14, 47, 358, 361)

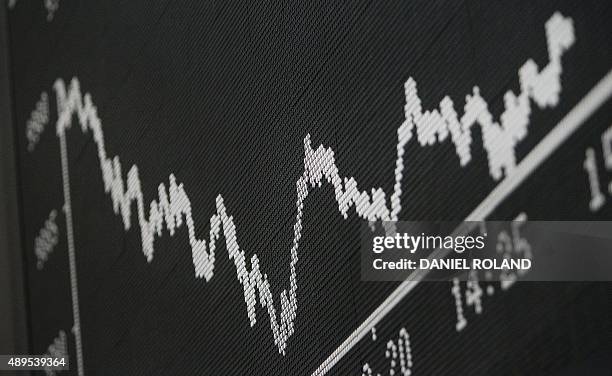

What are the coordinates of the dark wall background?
(4, 1, 612, 375)
(0, 2, 28, 373)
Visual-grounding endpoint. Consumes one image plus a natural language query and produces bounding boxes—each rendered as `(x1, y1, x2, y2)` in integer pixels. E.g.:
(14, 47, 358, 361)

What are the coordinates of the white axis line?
(59, 132, 85, 376)
(311, 68, 612, 376)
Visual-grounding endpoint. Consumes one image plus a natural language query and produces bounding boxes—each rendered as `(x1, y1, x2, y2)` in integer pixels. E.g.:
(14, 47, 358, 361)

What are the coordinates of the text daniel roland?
(370, 233, 532, 271)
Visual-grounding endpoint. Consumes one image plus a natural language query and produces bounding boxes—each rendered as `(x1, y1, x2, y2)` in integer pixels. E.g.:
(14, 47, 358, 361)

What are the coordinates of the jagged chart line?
(50, 12, 571, 360)
(314, 68, 612, 376)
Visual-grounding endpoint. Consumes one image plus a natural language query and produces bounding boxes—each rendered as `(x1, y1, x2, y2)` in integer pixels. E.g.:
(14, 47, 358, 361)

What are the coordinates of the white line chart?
(28, 9, 608, 375)
(312, 67, 612, 376)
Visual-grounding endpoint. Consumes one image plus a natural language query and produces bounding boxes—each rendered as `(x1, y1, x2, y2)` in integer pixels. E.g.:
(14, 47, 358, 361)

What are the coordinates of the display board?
(6, 1, 612, 374)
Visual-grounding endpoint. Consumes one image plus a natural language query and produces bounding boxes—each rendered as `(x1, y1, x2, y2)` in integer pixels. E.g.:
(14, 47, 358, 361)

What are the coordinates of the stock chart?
(5, 1, 612, 375)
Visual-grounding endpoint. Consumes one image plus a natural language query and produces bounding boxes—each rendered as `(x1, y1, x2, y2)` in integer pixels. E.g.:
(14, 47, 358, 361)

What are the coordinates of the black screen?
(5, 1, 612, 375)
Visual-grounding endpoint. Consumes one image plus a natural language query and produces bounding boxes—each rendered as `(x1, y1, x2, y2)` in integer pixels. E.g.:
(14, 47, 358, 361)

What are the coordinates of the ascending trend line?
(52, 12, 572, 356)
(390, 12, 574, 218)
(313, 68, 612, 376)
